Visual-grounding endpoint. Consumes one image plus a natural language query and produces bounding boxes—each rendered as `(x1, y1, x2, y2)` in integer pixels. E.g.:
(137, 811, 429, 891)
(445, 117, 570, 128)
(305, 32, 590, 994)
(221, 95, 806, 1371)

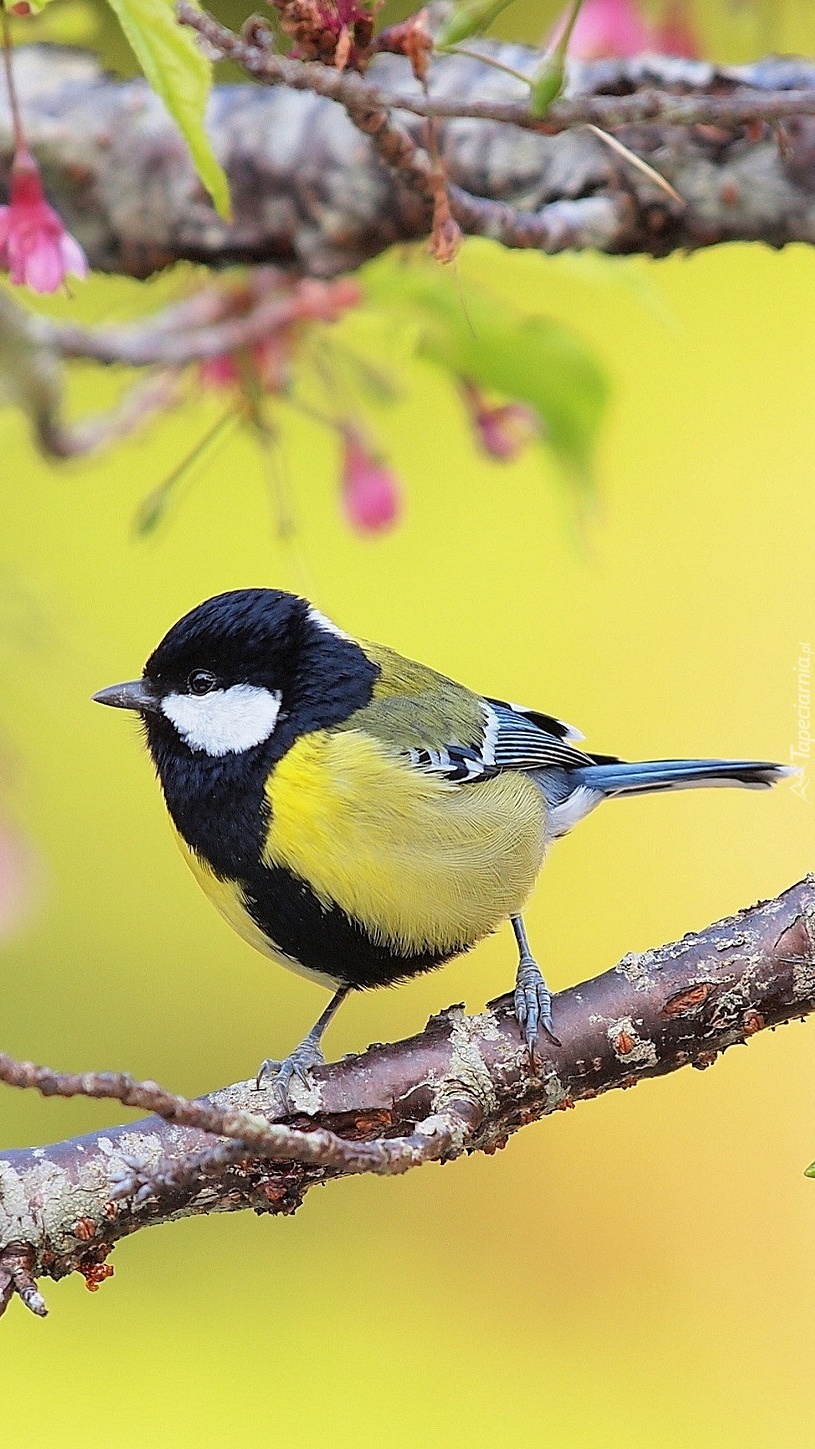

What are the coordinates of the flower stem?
(447, 45, 532, 89)
(0, 4, 26, 154)
(555, 0, 586, 59)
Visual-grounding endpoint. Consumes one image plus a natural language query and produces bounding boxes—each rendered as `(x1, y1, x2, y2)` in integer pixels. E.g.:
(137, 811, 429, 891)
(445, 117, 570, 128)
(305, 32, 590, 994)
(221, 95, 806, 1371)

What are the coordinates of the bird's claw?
(255, 1039, 326, 1106)
(514, 957, 561, 1064)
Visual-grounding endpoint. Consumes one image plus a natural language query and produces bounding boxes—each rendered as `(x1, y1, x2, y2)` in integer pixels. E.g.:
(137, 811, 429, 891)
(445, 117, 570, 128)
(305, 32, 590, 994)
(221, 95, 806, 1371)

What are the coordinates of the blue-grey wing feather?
(407, 701, 596, 782)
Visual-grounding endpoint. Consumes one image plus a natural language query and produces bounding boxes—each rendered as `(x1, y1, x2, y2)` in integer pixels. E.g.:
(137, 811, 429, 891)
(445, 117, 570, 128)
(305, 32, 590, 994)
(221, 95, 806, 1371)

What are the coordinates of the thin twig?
(44, 370, 184, 459)
(171, 4, 670, 256)
(0, 1053, 481, 1177)
(175, 5, 815, 137)
(112, 1100, 481, 1204)
(47, 280, 360, 369)
(388, 83, 815, 133)
(0, 1246, 47, 1318)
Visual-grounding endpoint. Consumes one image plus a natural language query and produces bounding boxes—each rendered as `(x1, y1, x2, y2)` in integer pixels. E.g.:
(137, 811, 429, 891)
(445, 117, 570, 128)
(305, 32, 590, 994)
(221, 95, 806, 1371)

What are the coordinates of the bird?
(94, 587, 790, 1101)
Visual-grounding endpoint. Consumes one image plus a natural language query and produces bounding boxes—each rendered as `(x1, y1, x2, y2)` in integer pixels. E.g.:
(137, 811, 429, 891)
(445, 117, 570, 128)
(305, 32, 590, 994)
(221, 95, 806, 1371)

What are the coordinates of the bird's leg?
(255, 985, 351, 1102)
(511, 915, 561, 1063)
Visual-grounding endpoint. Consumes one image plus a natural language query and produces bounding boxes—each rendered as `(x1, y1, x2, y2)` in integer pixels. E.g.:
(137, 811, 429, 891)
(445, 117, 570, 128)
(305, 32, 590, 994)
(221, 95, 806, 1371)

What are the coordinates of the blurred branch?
(46, 273, 360, 367)
(7, 45, 815, 277)
(0, 270, 360, 458)
(0, 284, 185, 457)
(1, 877, 813, 1317)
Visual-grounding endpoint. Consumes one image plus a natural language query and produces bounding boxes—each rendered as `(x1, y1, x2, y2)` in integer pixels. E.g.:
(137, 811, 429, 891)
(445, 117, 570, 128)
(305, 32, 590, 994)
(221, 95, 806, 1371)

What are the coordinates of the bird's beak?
(92, 679, 160, 714)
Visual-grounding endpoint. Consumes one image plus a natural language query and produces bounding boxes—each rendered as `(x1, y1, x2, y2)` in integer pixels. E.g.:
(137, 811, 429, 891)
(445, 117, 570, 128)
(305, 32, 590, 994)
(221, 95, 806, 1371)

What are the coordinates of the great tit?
(94, 588, 789, 1099)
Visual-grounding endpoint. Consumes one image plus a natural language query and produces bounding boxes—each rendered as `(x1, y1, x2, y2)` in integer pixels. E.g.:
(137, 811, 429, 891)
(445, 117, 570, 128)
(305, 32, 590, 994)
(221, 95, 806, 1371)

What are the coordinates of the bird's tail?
(573, 758, 793, 797)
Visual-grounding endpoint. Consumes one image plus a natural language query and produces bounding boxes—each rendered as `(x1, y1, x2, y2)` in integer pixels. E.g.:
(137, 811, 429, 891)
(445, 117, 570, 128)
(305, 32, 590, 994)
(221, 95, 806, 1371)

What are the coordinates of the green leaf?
(362, 257, 609, 488)
(805, 1163, 815, 1177)
(103, 0, 231, 219)
(435, 0, 519, 49)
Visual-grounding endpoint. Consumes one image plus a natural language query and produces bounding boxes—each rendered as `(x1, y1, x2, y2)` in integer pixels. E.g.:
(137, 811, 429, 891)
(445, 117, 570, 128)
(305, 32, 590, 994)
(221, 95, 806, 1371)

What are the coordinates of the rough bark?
(1, 877, 813, 1312)
(7, 45, 815, 278)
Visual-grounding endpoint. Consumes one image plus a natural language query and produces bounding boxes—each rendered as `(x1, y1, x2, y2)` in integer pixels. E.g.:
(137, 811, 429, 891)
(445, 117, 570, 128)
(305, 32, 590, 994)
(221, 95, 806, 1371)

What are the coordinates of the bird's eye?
(188, 669, 217, 696)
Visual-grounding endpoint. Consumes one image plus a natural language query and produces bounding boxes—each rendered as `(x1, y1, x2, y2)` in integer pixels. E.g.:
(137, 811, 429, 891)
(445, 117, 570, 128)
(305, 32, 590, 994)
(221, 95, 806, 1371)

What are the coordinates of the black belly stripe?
(240, 861, 466, 990)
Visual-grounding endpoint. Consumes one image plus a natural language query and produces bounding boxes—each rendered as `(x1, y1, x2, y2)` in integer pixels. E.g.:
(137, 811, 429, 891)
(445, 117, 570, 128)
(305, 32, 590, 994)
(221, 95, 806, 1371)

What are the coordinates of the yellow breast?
(263, 730, 547, 956)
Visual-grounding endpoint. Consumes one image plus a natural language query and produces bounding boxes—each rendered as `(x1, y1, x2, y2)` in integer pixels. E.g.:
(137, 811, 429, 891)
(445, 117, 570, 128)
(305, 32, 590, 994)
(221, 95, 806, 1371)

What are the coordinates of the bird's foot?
(255, 1038, 326, 1107)
(514, 956, 561, 1064)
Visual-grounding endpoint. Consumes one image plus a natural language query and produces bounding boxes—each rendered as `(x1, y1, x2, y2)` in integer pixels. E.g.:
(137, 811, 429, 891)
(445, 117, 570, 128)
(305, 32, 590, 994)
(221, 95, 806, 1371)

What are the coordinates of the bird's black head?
(93, 588, 379, 874)
(146, 587, 307, 707)
(95, 587, 379, 767)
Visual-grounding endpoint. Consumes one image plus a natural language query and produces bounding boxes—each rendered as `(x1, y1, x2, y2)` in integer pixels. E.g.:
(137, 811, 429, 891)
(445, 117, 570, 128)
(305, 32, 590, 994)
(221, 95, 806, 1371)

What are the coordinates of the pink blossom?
(0, 147, 88, 293)
(653, 1, 700, 58)
(341, 431, 401, 534)
(551, 0, 651, 59)
(551, 0, 700, 60)
(199, 336, 290, 393)
(0, 822, 35, 941)
(199, 354, 241, 390)
(283, 0, 380, 69)
(461, 382, 539, 461)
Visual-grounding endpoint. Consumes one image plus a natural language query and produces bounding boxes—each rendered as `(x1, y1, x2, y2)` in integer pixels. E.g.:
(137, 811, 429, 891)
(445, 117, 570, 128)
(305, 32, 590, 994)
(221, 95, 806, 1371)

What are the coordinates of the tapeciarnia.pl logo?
(791, 642, 811, 803)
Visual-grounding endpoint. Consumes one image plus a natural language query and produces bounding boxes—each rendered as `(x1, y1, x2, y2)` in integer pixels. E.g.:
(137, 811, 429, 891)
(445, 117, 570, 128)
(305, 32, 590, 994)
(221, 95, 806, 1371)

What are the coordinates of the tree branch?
(7, 44, 815, 278)
(0, 268, 362, 460)
(1, 877, 813, 1317)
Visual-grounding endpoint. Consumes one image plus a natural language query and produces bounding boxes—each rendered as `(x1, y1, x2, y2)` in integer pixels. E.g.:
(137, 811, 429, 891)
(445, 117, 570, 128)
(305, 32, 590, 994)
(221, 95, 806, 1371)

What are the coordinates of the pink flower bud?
(461, 381, 539, 461)
(551, 0, 651, 59)
(0, 147, 88, 293)
(199, 354, 240, 389)
(341, 431, 401, 534)
(477, 403, 539, 460)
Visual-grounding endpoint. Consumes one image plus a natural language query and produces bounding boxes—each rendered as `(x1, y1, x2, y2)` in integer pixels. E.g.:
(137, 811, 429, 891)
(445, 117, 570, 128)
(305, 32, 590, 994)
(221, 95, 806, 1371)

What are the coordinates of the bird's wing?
(346, 643, 596, 782)
(407, 699, 596, 783)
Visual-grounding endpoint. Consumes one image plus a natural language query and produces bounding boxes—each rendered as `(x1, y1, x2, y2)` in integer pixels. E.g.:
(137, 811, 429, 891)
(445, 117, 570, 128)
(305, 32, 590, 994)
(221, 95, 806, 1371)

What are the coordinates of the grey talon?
(511, 914, 558, 1056)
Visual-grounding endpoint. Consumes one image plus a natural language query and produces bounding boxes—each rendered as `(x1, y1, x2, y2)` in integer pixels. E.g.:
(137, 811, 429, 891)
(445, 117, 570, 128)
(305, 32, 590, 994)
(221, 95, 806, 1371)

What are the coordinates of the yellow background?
(0, 236, 813, 1446)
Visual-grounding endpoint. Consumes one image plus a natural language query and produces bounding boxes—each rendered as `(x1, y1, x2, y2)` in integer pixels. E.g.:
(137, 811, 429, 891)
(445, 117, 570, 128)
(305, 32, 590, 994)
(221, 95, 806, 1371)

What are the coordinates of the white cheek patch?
(162, 684, 283, 757)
